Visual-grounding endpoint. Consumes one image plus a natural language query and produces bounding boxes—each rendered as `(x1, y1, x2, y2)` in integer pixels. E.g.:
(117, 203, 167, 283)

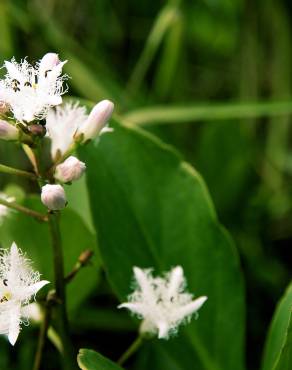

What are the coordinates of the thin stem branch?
(65, 249, 94, 284)
(0, 163, 38, 180)
(0, 198, 48, 222)
(117, 335, 143, 366)
(48, 212, 74, 370)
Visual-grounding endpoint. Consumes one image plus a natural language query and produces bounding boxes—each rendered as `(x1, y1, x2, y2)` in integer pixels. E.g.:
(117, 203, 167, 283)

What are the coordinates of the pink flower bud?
(77, 100, 114, 142)
(41, 184, 67, 210)
(0, 120, 18, 141)
(54, 156, 86, 183)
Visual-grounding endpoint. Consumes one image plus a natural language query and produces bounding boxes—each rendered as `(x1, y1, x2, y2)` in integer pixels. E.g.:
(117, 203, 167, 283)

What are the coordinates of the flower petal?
(157, 321, 170, 339)
(118, 302, 145, 316)
(20, 280, 49, 301)
(175, 296, 208, 322)
(167, 266, 184, 300)
(8, 305, 21, 345)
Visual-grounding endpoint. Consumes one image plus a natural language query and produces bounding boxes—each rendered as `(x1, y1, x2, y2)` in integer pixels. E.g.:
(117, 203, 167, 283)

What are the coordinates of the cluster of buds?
(0, 52, 114, 212)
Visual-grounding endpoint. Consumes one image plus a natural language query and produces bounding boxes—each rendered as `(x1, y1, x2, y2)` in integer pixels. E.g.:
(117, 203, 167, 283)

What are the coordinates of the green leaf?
(77, 349, 123, 370)
(0, 196, 99, 314)
(80, 122, 245, 370)
(262, 282, 292, 370)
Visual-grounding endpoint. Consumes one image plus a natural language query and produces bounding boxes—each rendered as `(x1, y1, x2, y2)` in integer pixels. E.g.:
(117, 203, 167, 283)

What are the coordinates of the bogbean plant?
(0, 53, 208, 369)
(2, 51, 290, 370)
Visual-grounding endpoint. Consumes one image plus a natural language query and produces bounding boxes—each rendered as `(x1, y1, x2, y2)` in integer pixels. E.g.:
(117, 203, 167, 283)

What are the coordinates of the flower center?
(0, 291, 11, 303)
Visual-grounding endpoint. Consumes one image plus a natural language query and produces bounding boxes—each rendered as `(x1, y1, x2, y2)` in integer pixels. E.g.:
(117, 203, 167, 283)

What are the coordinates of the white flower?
(0, 242, 49, 345)
(46, 100, 114, 160)
(0, 53, 67, 123)
(54, 156, 86, 183)
(46, 102, 87, 159)
(119, 266, 207, 339)
(41, 184, 67, 210)
(0, 193, 15, 224)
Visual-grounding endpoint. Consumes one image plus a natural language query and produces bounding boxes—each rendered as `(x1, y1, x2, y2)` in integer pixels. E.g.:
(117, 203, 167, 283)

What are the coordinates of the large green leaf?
(80, 123, 245, 370)
(0, 196, 99, 314)
(77, 349, 123, 370)
(262, 282, 292, 370)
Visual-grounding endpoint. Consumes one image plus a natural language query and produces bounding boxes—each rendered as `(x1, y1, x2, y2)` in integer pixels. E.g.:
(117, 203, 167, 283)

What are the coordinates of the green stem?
(64, 250, 93, 284)
(117, 335, 143, 366)
(0, 198, 48, 222)
(33, 302, 52, 370)
(48, 212, 75, 369)
(0, 163, 38, 180)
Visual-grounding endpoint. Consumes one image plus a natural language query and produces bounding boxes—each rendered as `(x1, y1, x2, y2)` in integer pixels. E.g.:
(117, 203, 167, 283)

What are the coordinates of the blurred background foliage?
(0, 0, 292, 369)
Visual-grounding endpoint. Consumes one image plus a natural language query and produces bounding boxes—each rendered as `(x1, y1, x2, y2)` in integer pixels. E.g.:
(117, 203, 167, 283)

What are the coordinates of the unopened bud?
(28, 124, 46, 137)
(77, 100, 114, 142)
(0, 120, 18, 141)
(41, 184, 67, 211)
(39, 53, 60, 75)
(54, 156, 86, 183)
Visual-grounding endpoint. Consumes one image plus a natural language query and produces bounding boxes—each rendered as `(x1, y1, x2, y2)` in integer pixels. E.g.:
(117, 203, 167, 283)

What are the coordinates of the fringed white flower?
(119, 266, 207, 339)
(0, 193, 15, 225)
(46, 100, 114, 160)
(0, 53, 67, 123)
(46, 102, 87, 160)
(0, 243, 49, 345)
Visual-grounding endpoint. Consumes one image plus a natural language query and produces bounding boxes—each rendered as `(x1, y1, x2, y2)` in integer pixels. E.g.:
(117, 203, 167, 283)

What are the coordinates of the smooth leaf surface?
(262, 282, 292, 370)
(77, 349, 123, 370)
(80, 123, 245, 370)
(0, 197, 99, 314)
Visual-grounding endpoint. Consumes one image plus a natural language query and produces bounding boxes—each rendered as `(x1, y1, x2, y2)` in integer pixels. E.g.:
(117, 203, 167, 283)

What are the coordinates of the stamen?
(44, 69, 52, 77)
(24, 81, 32, 87)
(12, 79, 20, 92)
(11, 79, 20, 86)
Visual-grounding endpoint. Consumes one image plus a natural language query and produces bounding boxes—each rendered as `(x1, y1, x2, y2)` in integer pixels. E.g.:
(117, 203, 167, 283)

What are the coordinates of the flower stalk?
(0, 197, 48, 222)
(117, 335, 143, 366)
(0, 163, 38, 180)
(48, 211, 74, 369)
(33, 298, 53, 370)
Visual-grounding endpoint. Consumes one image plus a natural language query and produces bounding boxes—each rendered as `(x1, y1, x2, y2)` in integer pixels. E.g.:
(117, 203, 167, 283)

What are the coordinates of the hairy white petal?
(118, 302, 145, 316)
(166, 265, 184, 300)
(133, 267, 155, 301)
(174, 296, 208, 322)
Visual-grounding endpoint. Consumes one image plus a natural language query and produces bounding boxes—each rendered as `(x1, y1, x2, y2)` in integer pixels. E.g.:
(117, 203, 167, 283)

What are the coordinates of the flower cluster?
(119, 266, 207, 339)
(0, 53, 114, 211)
(0, 243, 48, 345)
